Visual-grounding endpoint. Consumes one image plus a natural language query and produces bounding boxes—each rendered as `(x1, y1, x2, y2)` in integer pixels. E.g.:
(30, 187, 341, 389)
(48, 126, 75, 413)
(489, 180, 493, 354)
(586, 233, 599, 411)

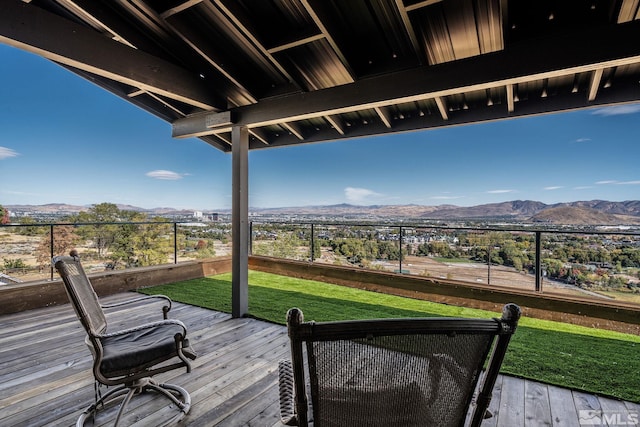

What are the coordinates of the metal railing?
(2, 220, 640, 305)
(249, 221, 640, 301)
(0, 221, 223, 282)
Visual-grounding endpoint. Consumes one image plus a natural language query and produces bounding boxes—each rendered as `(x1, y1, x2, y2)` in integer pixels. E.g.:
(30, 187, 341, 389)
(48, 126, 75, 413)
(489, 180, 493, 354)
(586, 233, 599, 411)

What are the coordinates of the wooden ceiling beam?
(245, 79, 640, 150)
(434, 97, 449, 120)
(588, 68, 604, 102)
(301, 0, 356, 82)
(0, 0, 223, 110)
(374, 106, 393, 128)
(173, 20, 640, 138)
(506, 84, 515, 113)
(395, 0, 423, 64)
(282, 122, 304, 140)
(325, 115, 345, 135)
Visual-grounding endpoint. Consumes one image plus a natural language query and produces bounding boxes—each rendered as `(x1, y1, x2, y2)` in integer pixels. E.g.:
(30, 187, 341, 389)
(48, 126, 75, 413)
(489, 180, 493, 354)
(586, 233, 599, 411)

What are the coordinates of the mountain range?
(256, 200, 640, 225)
(6, 200, 640, 225)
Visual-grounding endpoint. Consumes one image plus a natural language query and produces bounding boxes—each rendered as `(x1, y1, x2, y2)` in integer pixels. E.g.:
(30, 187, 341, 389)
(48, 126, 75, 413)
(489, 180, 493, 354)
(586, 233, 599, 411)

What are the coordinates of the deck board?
(548, 384, 581, 427)
(496, 374, 526, 426)
(0, 292, 637, 426)
(524, 380, 552, 426)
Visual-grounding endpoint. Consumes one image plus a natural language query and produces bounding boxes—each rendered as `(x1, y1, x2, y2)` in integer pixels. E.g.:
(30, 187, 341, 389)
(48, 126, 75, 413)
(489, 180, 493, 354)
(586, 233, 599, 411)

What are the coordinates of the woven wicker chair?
(279, 304, 521, 427)
(53, 252, 197, 427)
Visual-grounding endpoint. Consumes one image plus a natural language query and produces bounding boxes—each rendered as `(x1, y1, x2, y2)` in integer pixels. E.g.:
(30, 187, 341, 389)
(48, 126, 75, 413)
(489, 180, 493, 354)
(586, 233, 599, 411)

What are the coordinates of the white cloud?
(595, 180, 640, 185)
(544, 186, 563, 190)
(486, 189, 515, 194)
(591, 104, 640, 116)
(0, 146, 19, 159)
(344, 187, 382, 204)
(575, 138, 591, 143)
(146, 170, 185, 180)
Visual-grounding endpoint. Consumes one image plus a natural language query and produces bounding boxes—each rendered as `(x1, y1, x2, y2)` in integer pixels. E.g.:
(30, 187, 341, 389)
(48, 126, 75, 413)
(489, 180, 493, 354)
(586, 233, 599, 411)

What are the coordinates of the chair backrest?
(53, 254, 107, 335)
(286, 304, 520, 427)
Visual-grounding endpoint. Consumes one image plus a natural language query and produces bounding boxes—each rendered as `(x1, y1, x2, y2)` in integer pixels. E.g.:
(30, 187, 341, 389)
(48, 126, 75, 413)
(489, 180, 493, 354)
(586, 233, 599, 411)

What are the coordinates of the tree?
(310, 238, 321, 261)
(0, 205, 9, 224)
(17, 217, 46, 236)
(416, 243, 429, 256)
(110, 214, 173, 267)
(69, 203, 122, 257)
(3, 258, 27, 270)
(193, 240, 216, 259)
(35, 225, 80, 267)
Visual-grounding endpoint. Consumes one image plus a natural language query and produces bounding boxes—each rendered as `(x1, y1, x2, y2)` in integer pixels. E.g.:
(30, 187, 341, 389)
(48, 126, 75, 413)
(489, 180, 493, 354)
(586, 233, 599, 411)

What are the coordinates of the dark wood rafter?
(1, 0, 639, 152)
(172, 19, 640, 142)
(0, 0, 223, 111)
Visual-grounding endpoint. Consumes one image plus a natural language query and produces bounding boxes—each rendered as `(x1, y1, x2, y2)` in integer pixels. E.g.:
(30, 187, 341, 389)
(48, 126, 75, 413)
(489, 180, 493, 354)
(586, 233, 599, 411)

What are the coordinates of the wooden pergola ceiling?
(2, 0, 640, 152)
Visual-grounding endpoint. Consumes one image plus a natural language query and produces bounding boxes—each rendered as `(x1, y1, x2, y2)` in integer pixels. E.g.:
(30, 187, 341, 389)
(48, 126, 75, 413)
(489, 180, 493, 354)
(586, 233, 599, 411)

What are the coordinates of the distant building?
(193, 211, 203, 218)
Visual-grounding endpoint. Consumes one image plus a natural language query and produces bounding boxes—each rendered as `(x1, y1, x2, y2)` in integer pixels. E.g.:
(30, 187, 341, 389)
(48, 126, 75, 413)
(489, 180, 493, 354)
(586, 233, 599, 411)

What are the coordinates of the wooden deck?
(1, 292, 638, 427)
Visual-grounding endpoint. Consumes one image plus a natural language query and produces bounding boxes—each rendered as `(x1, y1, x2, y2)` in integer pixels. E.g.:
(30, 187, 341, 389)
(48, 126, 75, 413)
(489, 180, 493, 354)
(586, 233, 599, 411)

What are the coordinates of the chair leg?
(77, 379, 191, 427)
(77, 385, 131, 427)
(149, 382, 191, 410)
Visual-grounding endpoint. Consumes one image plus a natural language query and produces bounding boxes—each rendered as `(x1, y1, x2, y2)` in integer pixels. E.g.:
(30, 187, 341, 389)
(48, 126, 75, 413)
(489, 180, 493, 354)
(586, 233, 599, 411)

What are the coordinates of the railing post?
(535, 231, 542, 292)
(174, 222, 178, 264)
(399, 226, 403, 273)
(310, 223, 315, 262)
(50, 224, 54, 281)
(487, 243, 491, 285)
(249, 221, 253, 255)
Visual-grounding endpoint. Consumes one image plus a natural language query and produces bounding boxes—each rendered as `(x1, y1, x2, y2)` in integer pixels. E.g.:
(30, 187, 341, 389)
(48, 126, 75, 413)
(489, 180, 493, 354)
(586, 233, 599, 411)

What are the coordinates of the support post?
(232, 126, 249, 317)
(535, 231, 542, 292)
(174, 222, 178, 264)
(50, 224, 54, 281)
(310, 223, 315, 262)
(399, 226, 403, 273)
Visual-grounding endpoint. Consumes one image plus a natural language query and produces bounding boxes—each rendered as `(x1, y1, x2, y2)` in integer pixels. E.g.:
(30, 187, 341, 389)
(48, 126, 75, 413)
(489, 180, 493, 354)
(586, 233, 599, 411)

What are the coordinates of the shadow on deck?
(1, 293, 637, 426)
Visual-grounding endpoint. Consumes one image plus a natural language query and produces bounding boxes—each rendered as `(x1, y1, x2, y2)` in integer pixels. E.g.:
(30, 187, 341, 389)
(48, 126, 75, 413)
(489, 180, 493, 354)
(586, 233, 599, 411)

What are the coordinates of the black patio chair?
(53, 251, 197, 426)
(278, 304, 521, 427)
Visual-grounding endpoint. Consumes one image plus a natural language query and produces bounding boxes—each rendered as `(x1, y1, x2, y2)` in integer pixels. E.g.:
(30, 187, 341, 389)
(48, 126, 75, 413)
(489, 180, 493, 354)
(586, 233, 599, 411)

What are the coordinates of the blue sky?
(1, 44, 639, 210)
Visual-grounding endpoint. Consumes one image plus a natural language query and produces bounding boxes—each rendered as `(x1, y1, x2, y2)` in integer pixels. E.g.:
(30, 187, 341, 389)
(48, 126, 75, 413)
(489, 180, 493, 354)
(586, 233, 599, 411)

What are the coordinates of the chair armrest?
(101, 295, 172, 319)
(95, 318, 187, 339)
(278, 359, 299, 426)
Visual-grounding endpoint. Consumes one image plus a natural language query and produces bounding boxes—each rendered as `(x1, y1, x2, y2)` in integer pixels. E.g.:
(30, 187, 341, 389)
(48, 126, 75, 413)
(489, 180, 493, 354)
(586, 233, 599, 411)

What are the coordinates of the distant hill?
(5, 203, 90, 213)
(4, 203, 197, 216)
(529, 206, 640, 225)
(249, 200, 640, 225)
(5, 200, 640, 225)
(421, 200, 548, 219)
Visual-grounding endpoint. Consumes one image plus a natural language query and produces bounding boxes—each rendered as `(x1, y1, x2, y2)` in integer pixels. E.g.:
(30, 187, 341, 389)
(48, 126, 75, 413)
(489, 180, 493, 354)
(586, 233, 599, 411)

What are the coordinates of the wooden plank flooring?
(0, 293, 638, 426)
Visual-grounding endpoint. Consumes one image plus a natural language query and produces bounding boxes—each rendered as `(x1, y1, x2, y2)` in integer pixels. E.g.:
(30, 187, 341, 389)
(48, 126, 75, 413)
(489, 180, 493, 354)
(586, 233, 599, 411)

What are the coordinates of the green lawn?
(140, 271, 640, 403)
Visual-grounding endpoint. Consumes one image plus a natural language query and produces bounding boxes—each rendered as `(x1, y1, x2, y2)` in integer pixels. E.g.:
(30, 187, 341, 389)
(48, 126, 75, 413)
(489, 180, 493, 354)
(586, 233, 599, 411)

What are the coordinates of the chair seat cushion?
(100, 324, 185, 376)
